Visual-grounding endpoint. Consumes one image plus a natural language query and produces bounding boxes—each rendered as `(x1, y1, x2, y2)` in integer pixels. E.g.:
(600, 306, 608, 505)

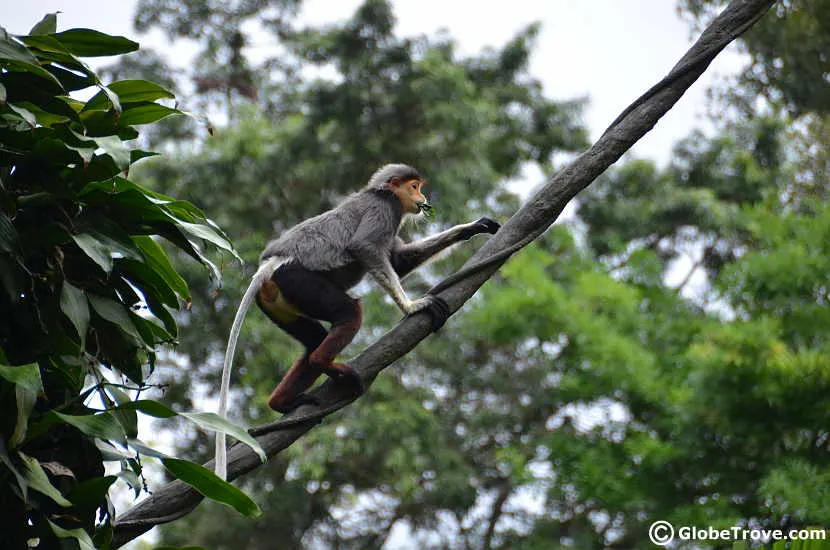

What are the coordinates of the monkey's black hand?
(461, 217, 501, 240)
(407, 295, 450, 332)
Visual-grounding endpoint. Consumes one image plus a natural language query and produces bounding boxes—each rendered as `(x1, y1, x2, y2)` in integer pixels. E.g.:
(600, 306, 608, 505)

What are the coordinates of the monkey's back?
(260, 190, 402, 284)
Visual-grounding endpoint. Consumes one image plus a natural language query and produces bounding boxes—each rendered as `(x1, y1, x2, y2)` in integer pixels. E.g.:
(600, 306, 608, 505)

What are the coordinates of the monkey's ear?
(384, 176, 404, 190)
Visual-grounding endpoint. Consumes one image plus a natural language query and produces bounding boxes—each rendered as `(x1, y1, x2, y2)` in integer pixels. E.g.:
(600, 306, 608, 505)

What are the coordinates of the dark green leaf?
(72, 233, 113, 274)
(52, 29, 138, 57)
(0, 364, 42, 447)
(53, 411, 127, 443)
(7, 103, 37, 127)
(119, 102, 181, 126)
(118, 258, 180, 308)
(129, 438, 171, 459)
(176, 220, 238, 259)
(88, 294, 144, 345)
(131, 149, 160, 164)
(97, 85, 123, 115)
(92, 135, 130, 171)
(0, 438, 28, 501)
(85, 80, 175, 111)
(116, 399, 178, 418)
(161, 458, 262, 517)
(67, 475, 117, 508)
(181, 412, 266, 464)
(19, 452, 72, 506)
(0, 363, 42, 394)
(133, 236, 190, 300)
(29, 13, 58, 36)
(48, 520, 96, 550)
(0, 30, 39, 63)
(60, 281, 90, 343)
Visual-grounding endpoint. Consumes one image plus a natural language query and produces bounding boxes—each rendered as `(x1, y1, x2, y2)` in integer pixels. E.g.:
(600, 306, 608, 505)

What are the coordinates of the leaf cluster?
(0, 15, 266, 549)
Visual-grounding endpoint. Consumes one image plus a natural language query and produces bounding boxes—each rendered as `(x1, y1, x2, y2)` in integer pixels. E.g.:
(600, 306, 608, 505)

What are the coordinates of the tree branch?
(111, 1, 775, 546)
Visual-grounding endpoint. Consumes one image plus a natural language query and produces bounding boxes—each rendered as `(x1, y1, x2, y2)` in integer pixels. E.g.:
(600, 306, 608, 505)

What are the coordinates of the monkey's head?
(368, 163, 430, 215)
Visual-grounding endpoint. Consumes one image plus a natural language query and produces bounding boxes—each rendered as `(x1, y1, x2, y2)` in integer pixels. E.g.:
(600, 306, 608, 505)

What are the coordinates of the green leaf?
(133, 236, 190, 300)
(52, 29, 138, 57)
(72, 233, 114, 274)
(131, 149, 160, 164)
(29, 13, 58, 36)
(162, 458, 262, 517)
(85, 80, 175, 110)
(129, 438, 172, 459)
(180, 412, 267, 464)
(94, 440, 134, 461)
(98, 84, 123, 116)
(114, 401, 266, 462)
(48, 520, 96, 550)
(19, 452, 72, 507)
(176, 220, 237, 258)
(60, 281, 90, 344)
(67, 475, 117, 508)
(53, 411, 127, 443)
(0, 30, 39, 63)
(119, 102, 181, 126)
(3, 58, 64, 88)
(0, 438, 28, 501)
(0, 363, 43, 394)
(117, 399, 178, 418)
(11, 380, 37, 447)
(0, 82, 6, 103)
(0, 363, 42, 447)
(119, 259, 180, 308)
(7, 103, 37, 127)
(88, 294, 144, 345)
(92, 135, 130, 171)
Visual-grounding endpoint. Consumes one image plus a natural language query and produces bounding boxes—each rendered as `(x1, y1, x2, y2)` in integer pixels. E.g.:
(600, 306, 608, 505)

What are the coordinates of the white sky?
(5, 0, 747, 167)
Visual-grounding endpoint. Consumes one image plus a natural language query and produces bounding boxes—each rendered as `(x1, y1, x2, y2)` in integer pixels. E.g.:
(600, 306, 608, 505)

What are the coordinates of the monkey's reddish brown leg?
(257, 281, 330, 413)
(267, 357, 323, 413)
(308, 302, 365, 393)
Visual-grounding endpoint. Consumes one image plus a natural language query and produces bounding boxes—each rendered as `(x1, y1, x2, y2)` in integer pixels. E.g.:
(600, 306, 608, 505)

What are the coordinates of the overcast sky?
(7, 0, 746, 168)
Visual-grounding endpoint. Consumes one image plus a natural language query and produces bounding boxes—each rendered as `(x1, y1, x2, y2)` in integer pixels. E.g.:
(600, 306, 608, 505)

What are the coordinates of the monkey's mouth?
(417, 202, 433, 216)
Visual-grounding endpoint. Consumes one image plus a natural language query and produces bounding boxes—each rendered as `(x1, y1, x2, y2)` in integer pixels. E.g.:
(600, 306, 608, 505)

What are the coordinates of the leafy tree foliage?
(0, 15, 268, 550)
(681, 0, 830, 116)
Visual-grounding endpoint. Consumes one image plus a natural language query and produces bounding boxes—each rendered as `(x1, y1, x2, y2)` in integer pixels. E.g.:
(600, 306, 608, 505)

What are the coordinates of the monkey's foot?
(318, 362, 365, 396)
(407, 295, 450, 331)
(268, 392, 321, 414)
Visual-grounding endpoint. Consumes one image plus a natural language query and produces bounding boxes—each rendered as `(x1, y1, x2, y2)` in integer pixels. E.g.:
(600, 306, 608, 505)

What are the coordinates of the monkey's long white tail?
(215, 256, 286, 480)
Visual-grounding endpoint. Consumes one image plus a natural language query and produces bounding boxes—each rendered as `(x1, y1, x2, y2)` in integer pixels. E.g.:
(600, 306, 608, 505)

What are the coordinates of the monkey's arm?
(392, 217, 500, 278)
(347, 217, 425, 314)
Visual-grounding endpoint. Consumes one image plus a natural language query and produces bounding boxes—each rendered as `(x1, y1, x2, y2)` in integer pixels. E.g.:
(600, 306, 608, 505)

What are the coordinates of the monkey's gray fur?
(214, 163, 499, 479)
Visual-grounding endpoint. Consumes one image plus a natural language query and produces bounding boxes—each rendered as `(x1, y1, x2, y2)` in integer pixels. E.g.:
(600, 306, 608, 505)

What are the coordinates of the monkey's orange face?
(390, 178, 428, 214)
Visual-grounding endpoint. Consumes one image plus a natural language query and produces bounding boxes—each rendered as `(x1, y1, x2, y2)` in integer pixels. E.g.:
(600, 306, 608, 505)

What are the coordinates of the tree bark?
(112, 1, 776, 546)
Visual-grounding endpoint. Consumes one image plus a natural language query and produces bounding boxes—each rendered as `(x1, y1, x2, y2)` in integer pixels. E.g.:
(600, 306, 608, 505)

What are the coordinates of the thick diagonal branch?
(112, 1, 775, 546)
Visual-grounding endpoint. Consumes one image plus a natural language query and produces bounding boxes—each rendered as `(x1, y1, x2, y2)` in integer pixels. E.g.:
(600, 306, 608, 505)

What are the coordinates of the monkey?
(214, 163, 500, 479)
